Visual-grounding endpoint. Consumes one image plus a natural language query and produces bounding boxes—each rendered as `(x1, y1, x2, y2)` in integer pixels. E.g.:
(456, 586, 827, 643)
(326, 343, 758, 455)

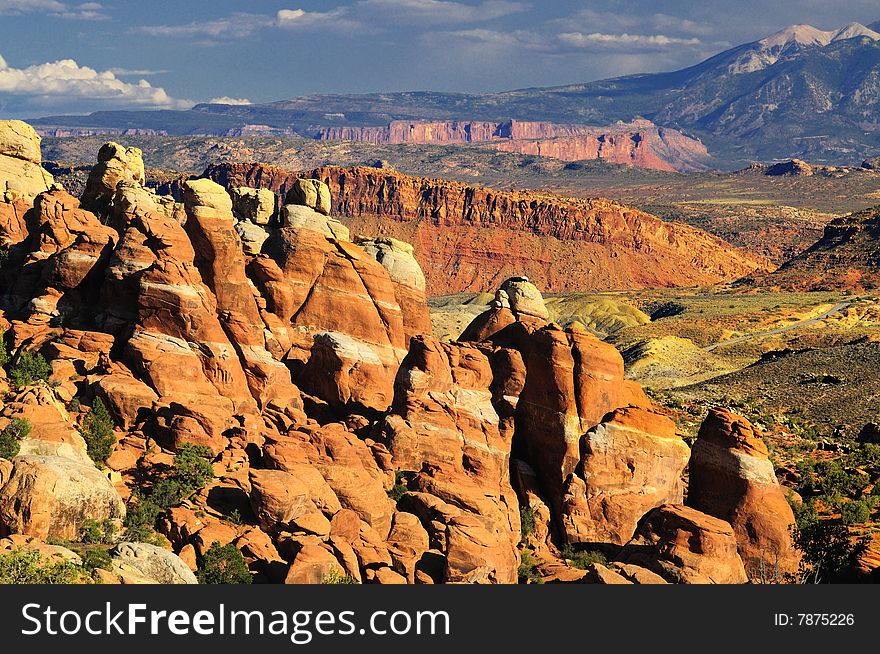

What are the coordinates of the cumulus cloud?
(0, 0, 108, 19)
(0, 54, 192, 115)
(208, 97, 253, 105)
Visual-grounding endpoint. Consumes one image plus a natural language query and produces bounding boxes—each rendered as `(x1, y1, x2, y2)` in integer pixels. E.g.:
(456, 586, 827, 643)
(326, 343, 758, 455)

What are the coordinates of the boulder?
(562, 406, 689, 545)
(81, 142, 146, 217)
(616, 504, 748, 584)
(687, 408, 800, 579)
(285, 542, 341, 584)
(280, 204, 350, 240)
(0, 120, 54, 202)
(231, 187, 275, 225)
(286, 179, 331, 215)
(500, 276, 549, 320)
(111, 542, 198, 584)
(0, 454, 125, 541)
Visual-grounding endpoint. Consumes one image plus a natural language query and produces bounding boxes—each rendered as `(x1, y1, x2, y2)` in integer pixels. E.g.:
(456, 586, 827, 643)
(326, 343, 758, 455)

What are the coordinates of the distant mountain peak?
(830, 22, 880, 42)
(757, 21, 879, 50)
(730, 21, 880, 74)
(758, 24, 833, 49)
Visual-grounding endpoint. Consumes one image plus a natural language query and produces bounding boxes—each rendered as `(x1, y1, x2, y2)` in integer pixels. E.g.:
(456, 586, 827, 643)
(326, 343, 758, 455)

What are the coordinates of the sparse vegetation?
(81, 397, 116, 466)
(0, 548, 91, 584)
(519, 505, 536, 545)
(388, 470, 410, 503)
(79, 548, 113, 574)
(561, 545, 608, 570)
(788, 495, 867, 583)
(197, 542, 252, 585)
(517, 549, 543, 584)
(0, 417, 31, 460)
(321, 567, 358, 584)
(79, 518, 116, 544)
(8, 350, 51, 388)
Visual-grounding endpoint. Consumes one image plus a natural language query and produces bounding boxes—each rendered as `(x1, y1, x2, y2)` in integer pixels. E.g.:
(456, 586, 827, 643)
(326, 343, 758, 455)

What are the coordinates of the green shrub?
(0, 548, 89, 584)
(172, 444, 215, 496)
(8, 350, 51, 388)
(517, 549, 543, 584)
(227, 509, 243, 526)
(788, 495, 866, 583)
(561, 544, 608, 570)
(80, 548, 113, 573)
(321, 567, 358, 584)
(0, 332, 8, 367)
(82, 398, 116, 465)
(122, 495, 162, 543)
(840, 499, 874, 526)
(79, 518, 116, 544)
(149, 478, 186, 510)
(197, 542, 252, 584)
(519, 505, 536, 545)
(387, 471, 409, 503)
(0, 418, 31, 460)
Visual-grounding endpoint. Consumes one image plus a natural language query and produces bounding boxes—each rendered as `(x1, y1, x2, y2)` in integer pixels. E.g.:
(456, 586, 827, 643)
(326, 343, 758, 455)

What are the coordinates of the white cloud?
(208, 97, 252, 105)
(0, 0, 108, 19)
(557, 32, 702, 50)
(0, 55, 192, 114)
(138, 13, 274, 39)
(107, 67, 169, 76)
(351, 0, 529, 24)
(549, 10, 714, 38)
(139, 1, 529, 40)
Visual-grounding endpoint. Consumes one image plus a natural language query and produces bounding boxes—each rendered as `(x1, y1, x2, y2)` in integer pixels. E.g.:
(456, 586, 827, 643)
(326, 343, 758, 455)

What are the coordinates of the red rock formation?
(315, 119, 710, 172)
(0, 131, 776, 585)
(380, 336, 520, 583)
(615, 504, 749, 584)
(563, 406, 690, 546)
(203, 163, 769, 295)
(687, 409, 800, 579)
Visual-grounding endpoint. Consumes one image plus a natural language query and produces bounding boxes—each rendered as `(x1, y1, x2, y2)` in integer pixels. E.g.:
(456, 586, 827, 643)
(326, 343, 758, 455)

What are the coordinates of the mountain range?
(28, 20, 880, 168)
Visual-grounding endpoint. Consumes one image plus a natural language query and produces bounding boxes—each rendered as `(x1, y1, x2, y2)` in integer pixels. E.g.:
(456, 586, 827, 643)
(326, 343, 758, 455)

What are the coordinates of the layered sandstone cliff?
(314, 119, 710, 172)
(201, 163, 770, 295)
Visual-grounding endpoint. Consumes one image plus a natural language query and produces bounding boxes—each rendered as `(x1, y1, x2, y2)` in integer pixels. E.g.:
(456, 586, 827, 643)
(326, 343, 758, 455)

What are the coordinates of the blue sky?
(1, 0, 879, 117)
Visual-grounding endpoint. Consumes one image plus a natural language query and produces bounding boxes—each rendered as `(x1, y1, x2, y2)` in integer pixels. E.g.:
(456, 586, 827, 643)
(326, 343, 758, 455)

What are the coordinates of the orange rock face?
(0, 135, 777, 585)
(687, 409, 800, 579)
(315, 119, 710, 172)
(616, 504, 749, 584)
(562, 406, 690, 546)
(511, 325, 650, 508)
(203, 163, 769, 295)
(381, 336, 520, 583)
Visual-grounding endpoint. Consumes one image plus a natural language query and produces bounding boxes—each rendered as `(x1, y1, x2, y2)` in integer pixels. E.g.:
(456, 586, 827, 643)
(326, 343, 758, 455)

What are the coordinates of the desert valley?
(2, 14, 880, 587)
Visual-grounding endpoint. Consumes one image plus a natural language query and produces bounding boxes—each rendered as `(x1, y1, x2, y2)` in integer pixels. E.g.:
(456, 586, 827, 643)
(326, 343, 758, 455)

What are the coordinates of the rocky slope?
(315, 119, 710, 172)
(0, 121, 801, 584)
(200, 162, 770, 295)
(751, 206, 880, 290)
